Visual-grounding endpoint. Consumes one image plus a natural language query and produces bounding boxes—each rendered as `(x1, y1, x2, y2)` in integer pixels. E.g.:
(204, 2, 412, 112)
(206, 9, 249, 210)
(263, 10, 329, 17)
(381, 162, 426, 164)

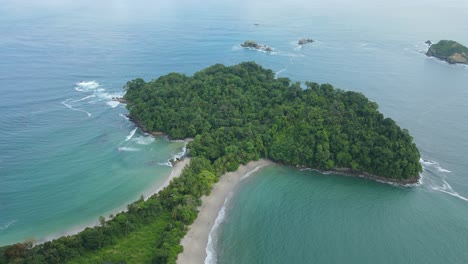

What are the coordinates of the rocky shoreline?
(125, 114, 190, 166)
(426, 40, 468, 65)
(127, 115, 165, 137)
(112, 97, 128, 104)
(296, 165, 420, 186)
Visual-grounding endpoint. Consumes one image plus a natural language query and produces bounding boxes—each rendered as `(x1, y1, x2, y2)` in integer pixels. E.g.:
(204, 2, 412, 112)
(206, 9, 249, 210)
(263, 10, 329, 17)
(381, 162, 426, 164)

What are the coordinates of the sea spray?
(205, 192, 233, 264)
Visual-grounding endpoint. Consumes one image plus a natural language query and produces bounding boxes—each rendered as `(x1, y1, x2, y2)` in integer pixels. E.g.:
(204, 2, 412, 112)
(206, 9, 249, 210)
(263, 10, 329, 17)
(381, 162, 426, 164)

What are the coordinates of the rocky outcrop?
(298, 38, 315, 45)
(426, 40, 468, 65)
(241, 41, 272, 52)
(112, 97, 127, 104)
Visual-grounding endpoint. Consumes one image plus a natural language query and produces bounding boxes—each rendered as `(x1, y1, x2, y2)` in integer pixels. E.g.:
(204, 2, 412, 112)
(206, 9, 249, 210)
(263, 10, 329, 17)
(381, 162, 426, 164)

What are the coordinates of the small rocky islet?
(298, 38, 315, 45)
(240, 40, 273, 52)
(426, 40, 468, 65)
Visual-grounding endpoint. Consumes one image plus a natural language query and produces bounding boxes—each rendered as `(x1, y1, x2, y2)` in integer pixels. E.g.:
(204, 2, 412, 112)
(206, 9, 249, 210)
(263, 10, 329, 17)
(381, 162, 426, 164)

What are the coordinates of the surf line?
(61, 99, 91, 117)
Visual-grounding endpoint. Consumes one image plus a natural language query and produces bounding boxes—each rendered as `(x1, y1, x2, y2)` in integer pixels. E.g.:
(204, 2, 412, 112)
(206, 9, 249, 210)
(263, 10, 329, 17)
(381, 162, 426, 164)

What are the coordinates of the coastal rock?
(426, 40, 468, 65)
(241, 40, 273, 52)
(425, 40, 432, 46)
(298, 38, 315, 45)
(112, 97, 127, 104)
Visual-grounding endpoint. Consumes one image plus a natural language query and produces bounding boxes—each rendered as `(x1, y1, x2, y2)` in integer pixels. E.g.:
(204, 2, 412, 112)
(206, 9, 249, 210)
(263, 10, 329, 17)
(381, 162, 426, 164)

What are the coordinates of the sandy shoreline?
(143, 157, 191, 200)
(177, 159, 273, 264)
(39, 156, 191, 245)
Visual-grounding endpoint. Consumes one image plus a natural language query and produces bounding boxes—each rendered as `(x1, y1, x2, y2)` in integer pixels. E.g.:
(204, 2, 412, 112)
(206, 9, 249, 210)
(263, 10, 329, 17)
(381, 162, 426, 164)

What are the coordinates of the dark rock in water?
(169, 157, 182, 166)
(112, 97, 127, 104)
(425, 40, 432, 46)
(426, 40, 468, 65)
(298, 38, 315, 45)
(254, 23, 259, 26)
(241, 40, 273, 52)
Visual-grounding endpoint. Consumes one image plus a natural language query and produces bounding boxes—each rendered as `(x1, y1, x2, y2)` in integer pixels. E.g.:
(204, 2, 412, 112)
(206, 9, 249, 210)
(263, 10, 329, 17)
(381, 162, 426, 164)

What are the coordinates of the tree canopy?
(124, 62, 422, 179)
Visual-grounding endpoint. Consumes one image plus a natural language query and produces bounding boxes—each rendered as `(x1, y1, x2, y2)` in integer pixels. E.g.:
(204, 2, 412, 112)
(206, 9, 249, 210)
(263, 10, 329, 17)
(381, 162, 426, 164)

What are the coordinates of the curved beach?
(177, 159, 273, 264)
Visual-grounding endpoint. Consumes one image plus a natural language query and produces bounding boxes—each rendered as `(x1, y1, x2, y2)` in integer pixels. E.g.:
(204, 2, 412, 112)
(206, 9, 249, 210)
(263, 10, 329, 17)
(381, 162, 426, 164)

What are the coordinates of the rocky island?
(426, 40, 468, 65)
(240, 40, 272, 52)
(298, 38, 315, 45)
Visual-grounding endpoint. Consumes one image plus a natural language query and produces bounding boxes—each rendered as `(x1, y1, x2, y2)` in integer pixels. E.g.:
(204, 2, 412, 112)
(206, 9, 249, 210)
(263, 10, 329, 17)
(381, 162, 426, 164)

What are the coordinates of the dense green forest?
(426, 40, 468, 64)
(1, 62, 422, 264)
(125, 62, 421, 179)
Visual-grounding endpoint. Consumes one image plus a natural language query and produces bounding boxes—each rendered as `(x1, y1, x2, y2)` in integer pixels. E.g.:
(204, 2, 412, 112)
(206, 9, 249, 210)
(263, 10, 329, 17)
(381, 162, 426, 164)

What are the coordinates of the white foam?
(205, 192, 233, 264)
(231, 45, 242, 51)
(437, 167, 452, 173)
(0, 220, 17, 231)
(75, 81, 100, 92)
(431, 180, 468, 202)
(419, 158, 451, 173)
(74, 94, 96, 102)
(119, 113, 129, 120)
(61, 99, 91, 117)
(134, 136, 155, 145)
(157, 161, 173, 167)
(241, 165, 265, 180)
(106, 100, 120, 108)
(172, 143, 187, 160)
(118, 147, 140, 152)
(125, 128, 137, 141)
(275, 67, 287, 79)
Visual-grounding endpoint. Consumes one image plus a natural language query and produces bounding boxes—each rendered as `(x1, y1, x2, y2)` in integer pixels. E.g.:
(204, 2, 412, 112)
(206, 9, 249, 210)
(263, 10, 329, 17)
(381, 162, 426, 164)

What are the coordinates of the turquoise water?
(1, 0, 468, 262)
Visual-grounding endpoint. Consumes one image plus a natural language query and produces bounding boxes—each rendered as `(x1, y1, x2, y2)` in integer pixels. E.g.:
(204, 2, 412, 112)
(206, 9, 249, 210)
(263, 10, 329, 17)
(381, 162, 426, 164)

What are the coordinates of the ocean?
(1, 0, 468, 263)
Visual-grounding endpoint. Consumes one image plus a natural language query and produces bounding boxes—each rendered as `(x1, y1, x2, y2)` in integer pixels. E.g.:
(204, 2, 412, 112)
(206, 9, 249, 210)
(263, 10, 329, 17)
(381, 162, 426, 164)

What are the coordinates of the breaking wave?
(106, 101, 120, 108)
(420, 158, 467, 202)
(158, 161, 173, 167)
(118, 147, 140, 152)
(134, 136, 155, 145)
(420, 158, 451, 173)
(119, 113, 129, 120)
(125, 128, 137, 141)
(431, 180, 468, 202)
(75, 81, 99, 92)
(275, 67, 287, 79)
(73, 81, 124, 107)
(241, 165, 265, 180)
(205, 192, 233, 264)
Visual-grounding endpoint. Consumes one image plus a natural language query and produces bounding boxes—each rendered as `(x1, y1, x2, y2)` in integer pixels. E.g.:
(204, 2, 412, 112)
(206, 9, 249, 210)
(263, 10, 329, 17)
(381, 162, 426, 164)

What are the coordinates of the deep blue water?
(1, 0, 468, 263)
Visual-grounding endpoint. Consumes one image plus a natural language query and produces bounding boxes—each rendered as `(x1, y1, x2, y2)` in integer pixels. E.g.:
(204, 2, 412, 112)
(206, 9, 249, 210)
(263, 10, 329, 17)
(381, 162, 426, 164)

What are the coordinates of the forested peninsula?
(0, 62, 421, 264)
